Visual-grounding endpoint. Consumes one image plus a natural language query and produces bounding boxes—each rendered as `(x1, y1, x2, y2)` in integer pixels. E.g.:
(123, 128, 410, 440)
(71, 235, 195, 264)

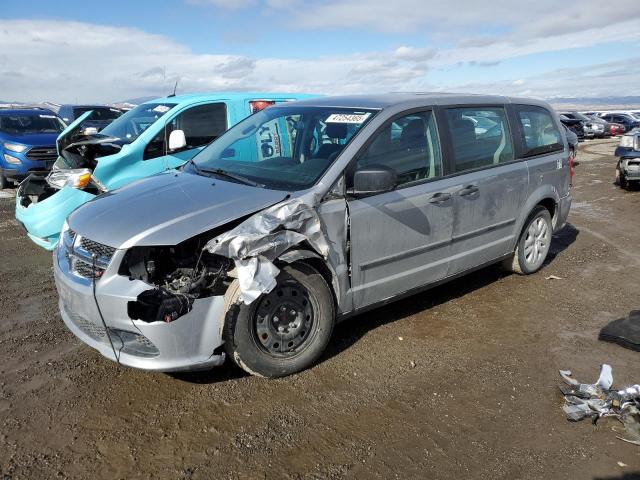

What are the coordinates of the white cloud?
(0, 17, 639, 104)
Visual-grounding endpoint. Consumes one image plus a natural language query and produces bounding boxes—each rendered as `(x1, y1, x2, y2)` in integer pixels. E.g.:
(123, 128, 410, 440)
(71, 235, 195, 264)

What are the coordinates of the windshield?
(0, 113, 65, 134)
(74, 107, 122, 121)
(99, 102, 176, 144)
(190, 106, 377, 190)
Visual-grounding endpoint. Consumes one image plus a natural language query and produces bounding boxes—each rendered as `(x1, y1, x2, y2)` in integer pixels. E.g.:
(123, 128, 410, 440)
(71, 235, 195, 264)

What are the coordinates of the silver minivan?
(53, 94, 572, 377)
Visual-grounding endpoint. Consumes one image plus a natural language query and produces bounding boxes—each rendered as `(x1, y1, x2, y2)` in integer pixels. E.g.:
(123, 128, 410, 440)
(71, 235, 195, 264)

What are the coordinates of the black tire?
(223, 263, 335, 378)
(503, 206, 552, 275)
(0, 172, 7, 190)
(618, 166, 629, 189)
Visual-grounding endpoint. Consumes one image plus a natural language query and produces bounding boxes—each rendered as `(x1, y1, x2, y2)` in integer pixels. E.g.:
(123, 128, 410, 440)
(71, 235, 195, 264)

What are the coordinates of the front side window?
(516, 106, 563, 157)
(167, 103, 228, 148)
(445, 107, 514, 172)
(0, 113, 65, 134)
(100, 102, 176, 144)
(190, 106, 376, 191)
(354, 111, 441, 187)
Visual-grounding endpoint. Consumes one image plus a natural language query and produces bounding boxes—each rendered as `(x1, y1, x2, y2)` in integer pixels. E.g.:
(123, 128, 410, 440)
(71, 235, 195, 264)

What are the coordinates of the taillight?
(249, 100, 276, 114)
(568, 152, 575, 187)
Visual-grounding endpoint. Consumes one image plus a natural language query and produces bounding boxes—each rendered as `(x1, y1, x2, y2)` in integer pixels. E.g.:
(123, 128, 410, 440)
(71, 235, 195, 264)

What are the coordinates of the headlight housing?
(619, 135, 635, 148)
(47, 168, 93, 190)
(3, 142, 27, 153)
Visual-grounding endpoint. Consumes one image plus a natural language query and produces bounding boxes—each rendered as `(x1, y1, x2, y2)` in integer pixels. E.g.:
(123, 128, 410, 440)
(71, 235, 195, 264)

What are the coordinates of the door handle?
(429, 192, 452, 204)
(458, 185, 479, 196)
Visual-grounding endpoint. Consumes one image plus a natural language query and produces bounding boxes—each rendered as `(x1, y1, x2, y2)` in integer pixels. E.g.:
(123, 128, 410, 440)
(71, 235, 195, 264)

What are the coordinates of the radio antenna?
(168, 78, 179, 98)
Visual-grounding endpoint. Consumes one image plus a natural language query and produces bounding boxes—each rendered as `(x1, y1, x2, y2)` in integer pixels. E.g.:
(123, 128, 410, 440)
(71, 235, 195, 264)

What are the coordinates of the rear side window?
(168, 102, 228, 148)
(445, 107, 513, 173)
(515, 105, 563, 157)
(355, 111, 441, 187)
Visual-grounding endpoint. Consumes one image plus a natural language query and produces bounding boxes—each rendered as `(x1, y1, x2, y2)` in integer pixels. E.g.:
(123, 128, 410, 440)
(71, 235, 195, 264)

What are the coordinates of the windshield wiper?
(196, 166, 264, 188)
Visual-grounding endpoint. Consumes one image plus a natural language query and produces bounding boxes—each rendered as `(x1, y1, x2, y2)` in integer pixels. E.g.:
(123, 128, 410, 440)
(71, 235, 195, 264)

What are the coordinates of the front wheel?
(503, 206, 552, 275)
(223, 263, 335, 378)
(616, 165, 629, 189)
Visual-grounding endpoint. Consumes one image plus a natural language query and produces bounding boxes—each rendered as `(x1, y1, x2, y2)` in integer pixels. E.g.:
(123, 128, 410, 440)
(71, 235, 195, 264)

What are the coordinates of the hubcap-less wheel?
(524, 217, 550, 269)
(253, 284, 314, 358)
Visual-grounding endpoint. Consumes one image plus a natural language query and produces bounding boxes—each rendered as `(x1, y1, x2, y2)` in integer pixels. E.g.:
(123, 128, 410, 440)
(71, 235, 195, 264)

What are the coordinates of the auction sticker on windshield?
(153, 105, 171, 113)
(326, 113, 371, 124)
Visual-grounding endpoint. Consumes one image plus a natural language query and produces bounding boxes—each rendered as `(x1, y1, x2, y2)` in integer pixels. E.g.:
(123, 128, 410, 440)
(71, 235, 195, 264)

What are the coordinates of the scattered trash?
(545, 275, 562, 280)
(559, 364, 640, 445)
(398, 336, 404, 341)
(617, 461, 627, 467)
(599, 310, 640, 352)
(409, 360, 416, 369)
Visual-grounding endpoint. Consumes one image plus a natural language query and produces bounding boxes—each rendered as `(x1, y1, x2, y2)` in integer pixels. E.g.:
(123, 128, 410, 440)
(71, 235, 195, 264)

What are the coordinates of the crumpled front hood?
(67, 171, 289, 249)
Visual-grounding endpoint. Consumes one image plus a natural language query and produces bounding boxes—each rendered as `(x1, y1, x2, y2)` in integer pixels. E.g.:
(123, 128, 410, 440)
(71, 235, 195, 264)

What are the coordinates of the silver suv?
(53, 94, 572, 377)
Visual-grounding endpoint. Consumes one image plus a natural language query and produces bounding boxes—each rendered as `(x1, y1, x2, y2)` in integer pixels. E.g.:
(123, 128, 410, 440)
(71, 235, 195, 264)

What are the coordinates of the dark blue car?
(0, 109, 65, 189)
(57, 104, 123, 131)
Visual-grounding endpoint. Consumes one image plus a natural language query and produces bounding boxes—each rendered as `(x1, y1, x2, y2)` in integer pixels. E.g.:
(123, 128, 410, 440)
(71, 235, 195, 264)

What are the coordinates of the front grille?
(74, 259, 105, 279)
(79, 237, 116, 261)
(26, 146, 57, 162)
(64, 307, 107, 342)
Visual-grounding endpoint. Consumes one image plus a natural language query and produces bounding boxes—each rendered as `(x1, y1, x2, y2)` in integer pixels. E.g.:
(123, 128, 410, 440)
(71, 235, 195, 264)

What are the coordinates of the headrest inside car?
(325, 122, 348, 140)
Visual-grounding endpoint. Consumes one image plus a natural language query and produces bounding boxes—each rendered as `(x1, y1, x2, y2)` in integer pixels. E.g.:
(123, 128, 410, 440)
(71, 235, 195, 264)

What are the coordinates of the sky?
(1, 0, 639, 103)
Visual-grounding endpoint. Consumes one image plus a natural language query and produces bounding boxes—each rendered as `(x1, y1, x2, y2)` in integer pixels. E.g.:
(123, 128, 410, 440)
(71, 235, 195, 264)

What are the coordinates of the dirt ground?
(1, 137, 639, 479)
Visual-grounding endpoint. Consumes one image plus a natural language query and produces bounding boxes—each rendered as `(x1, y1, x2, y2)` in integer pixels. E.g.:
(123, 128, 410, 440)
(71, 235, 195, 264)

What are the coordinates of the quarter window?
(515, 105, 563, 157)
(445, 107, 513, 173)
(355, 111, 442, 187)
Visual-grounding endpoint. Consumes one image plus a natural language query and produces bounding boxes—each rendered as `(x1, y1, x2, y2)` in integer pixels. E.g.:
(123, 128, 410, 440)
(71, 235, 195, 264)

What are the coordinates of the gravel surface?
(1, 137, 639, 479)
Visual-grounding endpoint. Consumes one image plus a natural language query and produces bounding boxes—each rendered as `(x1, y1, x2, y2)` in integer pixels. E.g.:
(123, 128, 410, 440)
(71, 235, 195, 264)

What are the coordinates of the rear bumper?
(555, 193, 572, 232)
(53, 246, 226, 372)
(15, 185, 95, 250)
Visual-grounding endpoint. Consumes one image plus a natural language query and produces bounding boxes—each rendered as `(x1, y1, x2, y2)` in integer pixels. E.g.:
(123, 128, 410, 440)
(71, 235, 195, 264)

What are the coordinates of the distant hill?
(120, 96, 156, 105)
(548, 96, 640, 110)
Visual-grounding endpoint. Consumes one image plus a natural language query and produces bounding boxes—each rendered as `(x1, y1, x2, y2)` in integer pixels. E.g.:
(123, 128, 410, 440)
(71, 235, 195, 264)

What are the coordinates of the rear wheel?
(223, 263, 335, 378)
(0, 172, 7, 190)
(503, 206, 552, 275)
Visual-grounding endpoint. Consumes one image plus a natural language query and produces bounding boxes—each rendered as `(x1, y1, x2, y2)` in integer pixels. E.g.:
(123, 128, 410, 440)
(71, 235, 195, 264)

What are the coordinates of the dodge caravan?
(16, 92, 315, 249)
(54, 94, 572, 378)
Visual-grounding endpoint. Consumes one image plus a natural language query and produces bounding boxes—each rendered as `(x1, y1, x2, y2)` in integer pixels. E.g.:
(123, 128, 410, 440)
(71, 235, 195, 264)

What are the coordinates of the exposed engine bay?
(55, 134, 122, 170)
(122, 236, 234, 323)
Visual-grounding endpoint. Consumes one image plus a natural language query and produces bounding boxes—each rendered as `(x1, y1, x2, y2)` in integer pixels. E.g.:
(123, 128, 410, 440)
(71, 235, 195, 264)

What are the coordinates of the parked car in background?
(559, 115, 586, 141)
(16, 92, 316, 249)
(610, 123, 625, 136)
(600, 113, 640, 133)
(56, 104, 123, 132)
(614, 130, 640, 189)
(563, 125, 578, 158)
(559, 111, 603, 138)
(0, 108, 65, 189)
(53, 93, 572, 377)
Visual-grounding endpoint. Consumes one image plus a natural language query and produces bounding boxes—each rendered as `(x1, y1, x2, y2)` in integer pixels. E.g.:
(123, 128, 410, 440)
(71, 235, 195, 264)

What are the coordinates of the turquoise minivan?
(16, 92, 315, 249)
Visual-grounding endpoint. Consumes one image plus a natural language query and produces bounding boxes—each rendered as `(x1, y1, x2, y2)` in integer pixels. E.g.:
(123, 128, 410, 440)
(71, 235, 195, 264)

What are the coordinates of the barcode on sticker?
(326, 113, 370, 124)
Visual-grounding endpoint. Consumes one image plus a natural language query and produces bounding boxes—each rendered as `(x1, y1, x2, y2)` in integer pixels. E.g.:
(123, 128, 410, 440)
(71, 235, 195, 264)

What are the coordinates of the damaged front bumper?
(53, 244, 226, 372)
(16, 183, 95, 250)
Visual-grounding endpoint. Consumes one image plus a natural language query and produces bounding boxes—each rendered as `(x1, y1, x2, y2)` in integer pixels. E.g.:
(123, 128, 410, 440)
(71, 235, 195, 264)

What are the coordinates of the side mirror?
(352, 166, 397, 196)
(168, 129, 187, 151)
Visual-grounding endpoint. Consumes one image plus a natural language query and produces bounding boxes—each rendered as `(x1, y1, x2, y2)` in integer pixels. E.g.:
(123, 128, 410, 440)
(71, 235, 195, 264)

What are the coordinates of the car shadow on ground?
(321, 222, 579, 365)
(172, 223, 579, 384)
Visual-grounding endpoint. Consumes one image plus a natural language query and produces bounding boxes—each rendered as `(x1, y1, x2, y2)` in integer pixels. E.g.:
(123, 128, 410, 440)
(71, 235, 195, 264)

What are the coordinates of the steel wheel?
(252, 282, 315, 358)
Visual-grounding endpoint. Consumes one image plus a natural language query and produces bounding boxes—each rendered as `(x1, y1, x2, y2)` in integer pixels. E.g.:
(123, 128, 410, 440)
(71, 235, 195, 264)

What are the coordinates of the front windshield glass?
(74, 107, 122, 121)
(99, 102, 176, 144)
(190, 106, 377, 190)
(0, 113, 65, 134)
